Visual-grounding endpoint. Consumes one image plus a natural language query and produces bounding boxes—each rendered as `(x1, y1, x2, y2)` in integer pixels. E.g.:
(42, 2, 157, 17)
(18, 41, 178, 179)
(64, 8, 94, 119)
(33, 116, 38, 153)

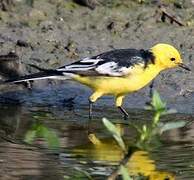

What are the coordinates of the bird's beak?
(178, 63, 191, 71)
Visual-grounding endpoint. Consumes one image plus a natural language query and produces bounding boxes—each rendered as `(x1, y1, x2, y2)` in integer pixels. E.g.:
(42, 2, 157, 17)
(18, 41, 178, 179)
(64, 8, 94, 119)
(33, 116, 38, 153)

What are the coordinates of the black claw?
(124, 114, 128, 120)
(118, 106, 129, 120)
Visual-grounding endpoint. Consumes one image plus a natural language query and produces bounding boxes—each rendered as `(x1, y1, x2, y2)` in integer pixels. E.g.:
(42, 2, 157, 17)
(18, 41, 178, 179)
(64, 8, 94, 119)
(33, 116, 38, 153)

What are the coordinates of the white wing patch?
(80, 58, 101, 63)
(57, 57, 104, 71)
(96, 62, 132, 76)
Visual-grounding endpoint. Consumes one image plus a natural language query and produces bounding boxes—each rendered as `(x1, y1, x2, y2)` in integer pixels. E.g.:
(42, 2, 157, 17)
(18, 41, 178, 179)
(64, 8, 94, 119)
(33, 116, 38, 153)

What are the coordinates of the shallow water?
(0, 84, 194, 180)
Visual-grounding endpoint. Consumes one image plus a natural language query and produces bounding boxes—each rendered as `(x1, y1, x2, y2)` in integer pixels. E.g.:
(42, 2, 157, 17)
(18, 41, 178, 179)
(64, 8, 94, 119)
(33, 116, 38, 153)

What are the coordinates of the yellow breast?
(73, 64, 161, 96)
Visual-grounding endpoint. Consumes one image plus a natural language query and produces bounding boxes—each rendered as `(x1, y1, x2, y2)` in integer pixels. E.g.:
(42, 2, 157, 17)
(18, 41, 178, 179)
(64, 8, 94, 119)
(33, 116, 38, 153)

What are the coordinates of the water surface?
(0, 84, 194, 179)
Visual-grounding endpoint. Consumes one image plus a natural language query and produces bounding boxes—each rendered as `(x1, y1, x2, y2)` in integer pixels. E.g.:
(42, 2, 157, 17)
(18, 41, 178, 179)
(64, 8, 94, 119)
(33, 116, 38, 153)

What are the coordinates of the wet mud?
(0, 0, 193, 112)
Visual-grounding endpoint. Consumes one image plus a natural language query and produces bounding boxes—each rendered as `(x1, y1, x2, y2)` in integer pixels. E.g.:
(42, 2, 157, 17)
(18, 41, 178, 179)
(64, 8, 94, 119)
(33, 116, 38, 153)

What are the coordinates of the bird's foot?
(118, 106, 129, 120)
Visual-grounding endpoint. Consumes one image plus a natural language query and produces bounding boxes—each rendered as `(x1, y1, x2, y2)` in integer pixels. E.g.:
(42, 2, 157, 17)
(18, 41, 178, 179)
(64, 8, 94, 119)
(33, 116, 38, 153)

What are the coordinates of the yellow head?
(150, 43, 190, 71)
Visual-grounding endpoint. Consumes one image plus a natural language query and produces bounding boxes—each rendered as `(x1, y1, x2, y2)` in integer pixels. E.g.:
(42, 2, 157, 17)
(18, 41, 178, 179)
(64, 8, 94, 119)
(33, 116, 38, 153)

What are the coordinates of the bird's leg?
(146, 80, 155, 106)
(118, 106, 129, 120)
(149, 80, 155, 98)
(145, 80, 154, 106)
(89, 91, 103, 120)
(116, 95, 128, 120)
(89, 100, 93, 120)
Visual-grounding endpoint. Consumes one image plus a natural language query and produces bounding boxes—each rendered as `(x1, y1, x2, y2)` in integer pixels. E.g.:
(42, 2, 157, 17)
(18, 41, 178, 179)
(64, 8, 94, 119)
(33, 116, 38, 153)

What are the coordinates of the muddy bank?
(0, 0, 193, 113)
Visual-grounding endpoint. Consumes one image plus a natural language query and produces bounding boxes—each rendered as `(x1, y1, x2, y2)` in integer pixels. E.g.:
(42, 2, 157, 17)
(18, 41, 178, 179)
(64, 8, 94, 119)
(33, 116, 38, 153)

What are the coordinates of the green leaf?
(102, 118, 127, 152)
(151, 90, 166, 111)
(159, 121, 186, 134)
(162, 108, 177, 115)
(153, 112, 161, 125)
(120, 165, 133, 180)
(73, 167, 93, 180)
(24, 130, 37, 144)
(24, 124, 60, 149)
(41, 127, 60, 149)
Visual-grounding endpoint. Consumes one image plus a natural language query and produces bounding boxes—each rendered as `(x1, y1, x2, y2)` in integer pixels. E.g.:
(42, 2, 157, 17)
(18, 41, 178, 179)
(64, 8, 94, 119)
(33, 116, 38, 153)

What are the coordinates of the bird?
(4, 43, 190, 119)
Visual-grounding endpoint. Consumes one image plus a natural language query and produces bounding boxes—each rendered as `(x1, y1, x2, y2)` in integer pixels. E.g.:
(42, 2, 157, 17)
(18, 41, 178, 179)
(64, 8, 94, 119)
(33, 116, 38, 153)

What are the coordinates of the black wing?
(57, 48, 155, 76)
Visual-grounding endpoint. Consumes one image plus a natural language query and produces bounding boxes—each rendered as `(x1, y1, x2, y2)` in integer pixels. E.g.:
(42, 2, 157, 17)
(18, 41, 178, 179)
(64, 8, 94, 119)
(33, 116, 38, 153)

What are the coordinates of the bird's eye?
(170, 57, 176, 61)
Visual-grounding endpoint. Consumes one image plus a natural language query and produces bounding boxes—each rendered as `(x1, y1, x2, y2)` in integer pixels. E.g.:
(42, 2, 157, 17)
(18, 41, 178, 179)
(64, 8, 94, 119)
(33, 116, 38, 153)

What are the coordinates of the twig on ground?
(158, 6, 184, 26)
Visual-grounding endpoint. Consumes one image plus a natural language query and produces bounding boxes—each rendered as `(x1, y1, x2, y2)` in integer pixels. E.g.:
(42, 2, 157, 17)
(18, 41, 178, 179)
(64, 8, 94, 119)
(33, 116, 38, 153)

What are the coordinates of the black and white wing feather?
(57, 48, 155, 76)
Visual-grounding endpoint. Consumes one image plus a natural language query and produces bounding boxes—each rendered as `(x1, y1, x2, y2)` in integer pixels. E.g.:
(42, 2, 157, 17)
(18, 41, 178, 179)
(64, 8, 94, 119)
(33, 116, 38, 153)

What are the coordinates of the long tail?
(4, 67, 66, 84)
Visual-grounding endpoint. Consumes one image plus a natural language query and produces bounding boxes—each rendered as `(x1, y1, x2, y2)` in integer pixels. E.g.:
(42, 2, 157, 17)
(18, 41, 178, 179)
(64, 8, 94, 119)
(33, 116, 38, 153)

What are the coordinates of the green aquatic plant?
(102, 90, 186, 179)
(119, 165, 133, 180)
(146, 90, 169, 125)
(103, 90, 186, 150)
(136, 90, 186, 147)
